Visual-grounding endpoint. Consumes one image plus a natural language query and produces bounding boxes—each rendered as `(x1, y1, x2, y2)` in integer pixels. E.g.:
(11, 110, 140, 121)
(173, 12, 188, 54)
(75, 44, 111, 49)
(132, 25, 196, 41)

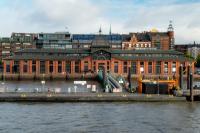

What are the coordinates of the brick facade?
(3, 57, 194, 79)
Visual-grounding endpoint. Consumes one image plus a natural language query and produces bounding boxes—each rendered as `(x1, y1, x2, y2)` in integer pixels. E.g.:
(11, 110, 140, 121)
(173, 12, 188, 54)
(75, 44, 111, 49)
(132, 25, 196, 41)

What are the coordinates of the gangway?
(97, 70, 123, 92)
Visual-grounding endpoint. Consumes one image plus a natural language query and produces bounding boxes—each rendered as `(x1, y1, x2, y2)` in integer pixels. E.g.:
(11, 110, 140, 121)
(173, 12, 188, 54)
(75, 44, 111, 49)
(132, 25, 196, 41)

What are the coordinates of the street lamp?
(157, 77, 159, 95)
(74, 85, 77, 93)
(172, 67, 176, 79)
(41, 74, 45, 92)
(140, 67, 144, 79)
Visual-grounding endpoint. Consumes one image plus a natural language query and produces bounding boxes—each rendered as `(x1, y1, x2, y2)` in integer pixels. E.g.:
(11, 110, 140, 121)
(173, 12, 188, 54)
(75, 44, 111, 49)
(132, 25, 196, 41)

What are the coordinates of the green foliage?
(185, 52, 194, 59)
(195, 54, 200, 67)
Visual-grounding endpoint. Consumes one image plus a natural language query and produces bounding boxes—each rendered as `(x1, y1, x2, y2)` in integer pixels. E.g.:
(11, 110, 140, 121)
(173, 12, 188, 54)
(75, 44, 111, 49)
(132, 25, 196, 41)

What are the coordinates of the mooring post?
(179, 65, 183, 89)
(128, 67, 132, 91)
(187, 65, 191, 90)
(190, 72, 194, 102)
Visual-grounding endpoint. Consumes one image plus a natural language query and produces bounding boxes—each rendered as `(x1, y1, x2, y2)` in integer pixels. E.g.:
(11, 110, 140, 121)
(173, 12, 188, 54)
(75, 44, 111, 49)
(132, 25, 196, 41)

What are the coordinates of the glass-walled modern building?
(72, 34, 127, 49)
(36, 32, 72, 49)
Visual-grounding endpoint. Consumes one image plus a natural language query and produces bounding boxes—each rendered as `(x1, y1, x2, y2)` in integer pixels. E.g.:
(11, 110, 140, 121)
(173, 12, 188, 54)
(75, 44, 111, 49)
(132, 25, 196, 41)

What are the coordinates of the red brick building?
(3, 43, 194, 80)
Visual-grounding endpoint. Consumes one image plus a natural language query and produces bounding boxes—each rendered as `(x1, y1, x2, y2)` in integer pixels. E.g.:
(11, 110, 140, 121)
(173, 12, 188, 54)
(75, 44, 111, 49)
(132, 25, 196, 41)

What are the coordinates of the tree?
(195, 54, 200, 67)
(185, 52, 194, 59)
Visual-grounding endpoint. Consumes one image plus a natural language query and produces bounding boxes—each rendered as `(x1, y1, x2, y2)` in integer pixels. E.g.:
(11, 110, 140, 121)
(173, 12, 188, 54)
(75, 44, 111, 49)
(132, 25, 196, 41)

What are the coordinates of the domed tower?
(167, 21, 175, 50)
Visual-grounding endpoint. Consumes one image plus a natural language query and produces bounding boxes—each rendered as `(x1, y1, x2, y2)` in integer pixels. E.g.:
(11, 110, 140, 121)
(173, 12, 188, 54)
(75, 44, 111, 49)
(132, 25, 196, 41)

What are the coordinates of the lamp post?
(172, 67, 176, 80)
(140, 67, 144, 79)
(41, 73, 45, 92)
(157, 77, 159, 95)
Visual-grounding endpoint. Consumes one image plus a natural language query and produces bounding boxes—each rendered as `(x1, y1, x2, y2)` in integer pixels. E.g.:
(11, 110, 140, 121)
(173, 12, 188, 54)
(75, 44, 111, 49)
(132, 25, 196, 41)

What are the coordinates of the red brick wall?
(3, 58, 195, 79)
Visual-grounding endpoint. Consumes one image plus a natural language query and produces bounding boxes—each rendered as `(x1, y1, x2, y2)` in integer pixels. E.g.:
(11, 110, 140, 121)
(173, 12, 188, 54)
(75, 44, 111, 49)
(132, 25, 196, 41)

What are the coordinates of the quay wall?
(0, 93, 186, 102)
(1, 73, 200, 80)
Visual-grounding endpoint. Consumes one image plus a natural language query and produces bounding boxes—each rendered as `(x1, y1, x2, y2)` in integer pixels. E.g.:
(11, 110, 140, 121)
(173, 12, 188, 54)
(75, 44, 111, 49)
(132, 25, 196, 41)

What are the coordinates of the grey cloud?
(0, 0, 200, 43)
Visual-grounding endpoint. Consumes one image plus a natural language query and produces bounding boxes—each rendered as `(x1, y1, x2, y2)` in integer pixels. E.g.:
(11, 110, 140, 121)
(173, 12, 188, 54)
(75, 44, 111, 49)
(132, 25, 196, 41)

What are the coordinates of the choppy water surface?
(0, 102, 200, 133)
(0, 80, 200, 133)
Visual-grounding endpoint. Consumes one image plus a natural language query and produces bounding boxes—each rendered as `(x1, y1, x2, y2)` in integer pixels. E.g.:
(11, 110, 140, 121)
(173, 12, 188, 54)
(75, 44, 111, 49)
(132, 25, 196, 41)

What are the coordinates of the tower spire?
(99, 26, 102, 35)
(168, 20, 175, 50)
(168, 20, 174, 32)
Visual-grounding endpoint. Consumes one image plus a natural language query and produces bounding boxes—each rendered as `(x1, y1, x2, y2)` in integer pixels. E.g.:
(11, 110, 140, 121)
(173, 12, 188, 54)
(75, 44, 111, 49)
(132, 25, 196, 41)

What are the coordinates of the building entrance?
(98, 63, 105, 71)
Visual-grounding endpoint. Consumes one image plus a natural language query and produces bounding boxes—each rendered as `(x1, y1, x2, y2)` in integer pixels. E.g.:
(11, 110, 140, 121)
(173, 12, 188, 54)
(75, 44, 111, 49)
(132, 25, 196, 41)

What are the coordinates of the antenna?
(109, 24, 112, 35)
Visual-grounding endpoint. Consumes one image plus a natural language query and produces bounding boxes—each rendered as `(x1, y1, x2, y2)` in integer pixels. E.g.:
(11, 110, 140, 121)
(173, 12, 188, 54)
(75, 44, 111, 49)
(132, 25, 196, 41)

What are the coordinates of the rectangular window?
(6, 61, 10, 73)
(131, 62, 137, 74)
(58, 61, 62, 73)
(23, 61, 28, 73)
(114, 62, 118, 73)
(40, 61, 45, 74)
(156, 61, 161, 74)
(93, 62, 96, 72)
(13, 61, 19, 73)
(181, 62, 186, 75)
(32, 61, 36, 73)
(107, 61, 110, 72)
(172, 62, 176, 74)
(66, 61, 71, 73)
(84, 61, 89, 72)
(148, 62, 153, 74)
(164, 62, 168, 74)
(123, 61, 128, 73)
(140, 62, 144, 74)
(49, 61, 53, 73)
(75, 61, 80, 73)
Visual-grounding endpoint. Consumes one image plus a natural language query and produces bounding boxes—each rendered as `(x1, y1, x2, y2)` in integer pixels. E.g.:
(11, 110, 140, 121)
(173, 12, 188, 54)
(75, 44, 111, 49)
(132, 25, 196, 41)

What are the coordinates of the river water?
(0, 81, 200, 133)
(0, 102, 200, 133)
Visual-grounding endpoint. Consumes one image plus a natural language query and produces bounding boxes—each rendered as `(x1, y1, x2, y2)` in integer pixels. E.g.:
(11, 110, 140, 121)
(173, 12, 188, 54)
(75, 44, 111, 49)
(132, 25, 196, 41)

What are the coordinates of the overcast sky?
(0, 0, 200, 44)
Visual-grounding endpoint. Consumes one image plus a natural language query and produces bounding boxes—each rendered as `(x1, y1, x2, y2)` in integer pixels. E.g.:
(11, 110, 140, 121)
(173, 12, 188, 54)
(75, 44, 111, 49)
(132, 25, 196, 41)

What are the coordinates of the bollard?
(179, 65, 183, 89)
(187, 66, 191, 90)
(190, 72, 194, 102)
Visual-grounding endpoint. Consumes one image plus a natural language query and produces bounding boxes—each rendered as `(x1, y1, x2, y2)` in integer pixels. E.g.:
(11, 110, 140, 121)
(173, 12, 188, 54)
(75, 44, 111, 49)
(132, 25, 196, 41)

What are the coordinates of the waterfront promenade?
(0, 92, 186, 102)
